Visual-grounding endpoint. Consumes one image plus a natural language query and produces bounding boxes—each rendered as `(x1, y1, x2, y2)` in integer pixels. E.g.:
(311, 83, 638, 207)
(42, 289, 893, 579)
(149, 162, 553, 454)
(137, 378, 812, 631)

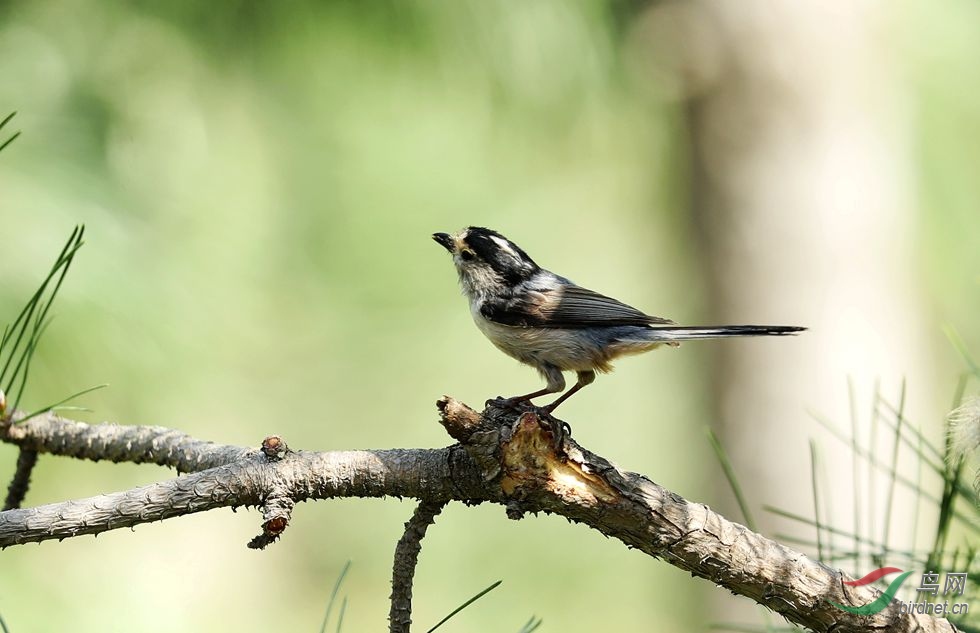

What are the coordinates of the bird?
(432, 226, 804, 414)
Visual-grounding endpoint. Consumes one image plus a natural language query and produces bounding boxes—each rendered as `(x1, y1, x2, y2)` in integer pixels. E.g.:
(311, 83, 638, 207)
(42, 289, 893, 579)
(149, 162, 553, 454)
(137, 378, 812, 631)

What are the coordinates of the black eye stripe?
(464, 232, 529, 262)
(461, 231, 539, 284)
(464, 235, 496, 261)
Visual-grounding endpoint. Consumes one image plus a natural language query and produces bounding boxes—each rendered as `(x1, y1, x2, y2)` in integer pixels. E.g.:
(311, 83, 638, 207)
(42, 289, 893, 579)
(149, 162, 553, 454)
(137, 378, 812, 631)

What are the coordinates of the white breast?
(469, 300, 602, 372)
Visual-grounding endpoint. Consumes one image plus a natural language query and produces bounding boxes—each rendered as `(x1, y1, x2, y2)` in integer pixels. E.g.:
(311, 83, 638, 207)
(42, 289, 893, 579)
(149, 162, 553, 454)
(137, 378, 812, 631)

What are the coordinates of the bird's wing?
(481, 284, 673, 328)
(540, 285, 674, 328)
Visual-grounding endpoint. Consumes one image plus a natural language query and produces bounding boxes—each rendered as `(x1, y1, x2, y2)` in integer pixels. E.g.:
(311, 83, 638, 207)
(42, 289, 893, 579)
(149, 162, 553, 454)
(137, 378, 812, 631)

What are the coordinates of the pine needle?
(319, 560, 352, 633)
(335, 597, 348, 633)
(0, 226, 85, 412)
(16, 384, 109, 425)
(516, 616, 543, 633)
(707, 428, 756, 531)
(809, 441, 825, 561)
(425, 580, 502, 633)
(881, 380, 906, 553)
(0, 111, 19, 154)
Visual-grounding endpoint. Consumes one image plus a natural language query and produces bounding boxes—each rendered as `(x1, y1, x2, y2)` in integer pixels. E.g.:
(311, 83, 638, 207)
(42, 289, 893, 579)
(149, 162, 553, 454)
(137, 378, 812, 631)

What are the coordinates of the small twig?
(248, 435, 296, 549)
(2, 448, 37, 510)
(247, 493, 294, 550)
(389, 500, 446, 633)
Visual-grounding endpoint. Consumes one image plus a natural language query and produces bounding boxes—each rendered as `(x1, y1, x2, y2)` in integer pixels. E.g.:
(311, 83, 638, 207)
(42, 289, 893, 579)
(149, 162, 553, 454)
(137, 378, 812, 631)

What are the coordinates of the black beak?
(432, 232, 454, 253)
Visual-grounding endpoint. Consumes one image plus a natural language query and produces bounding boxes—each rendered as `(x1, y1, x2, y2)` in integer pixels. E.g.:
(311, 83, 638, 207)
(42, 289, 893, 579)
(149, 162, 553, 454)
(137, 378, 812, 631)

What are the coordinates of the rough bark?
(0, 401, 957, 633)
(3, 448, 37, 510)
(389, 500, 446, 633)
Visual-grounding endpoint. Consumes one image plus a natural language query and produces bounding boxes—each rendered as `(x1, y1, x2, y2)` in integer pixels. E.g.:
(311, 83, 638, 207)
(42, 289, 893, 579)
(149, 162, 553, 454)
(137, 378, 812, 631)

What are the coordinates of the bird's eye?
(460, 250, 475, 261)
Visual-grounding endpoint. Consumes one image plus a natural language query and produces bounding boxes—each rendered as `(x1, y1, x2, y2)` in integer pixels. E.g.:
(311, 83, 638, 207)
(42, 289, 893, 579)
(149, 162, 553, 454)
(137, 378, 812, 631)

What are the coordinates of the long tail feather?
(640, 324, 806, 342)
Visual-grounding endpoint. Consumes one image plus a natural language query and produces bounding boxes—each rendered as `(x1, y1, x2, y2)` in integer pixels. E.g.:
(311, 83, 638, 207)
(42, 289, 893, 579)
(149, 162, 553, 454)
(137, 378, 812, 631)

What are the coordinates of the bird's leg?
(487, 367, 590, 456)
(527, 370, 593, 454)
(498, 387, 554, 406)
(488, 388, 549, 411)
(542, 370, 595, 414)
(488, 364, 565, 410)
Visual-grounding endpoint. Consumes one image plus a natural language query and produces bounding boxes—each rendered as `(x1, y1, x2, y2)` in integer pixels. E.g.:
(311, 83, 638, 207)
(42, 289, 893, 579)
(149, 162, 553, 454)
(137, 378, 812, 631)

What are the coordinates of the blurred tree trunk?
(630, 0, 934, 626)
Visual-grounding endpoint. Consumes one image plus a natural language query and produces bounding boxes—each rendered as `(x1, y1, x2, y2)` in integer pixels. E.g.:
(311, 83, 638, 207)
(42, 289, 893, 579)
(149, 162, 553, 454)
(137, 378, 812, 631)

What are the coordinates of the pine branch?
(0, 400, 958, 633)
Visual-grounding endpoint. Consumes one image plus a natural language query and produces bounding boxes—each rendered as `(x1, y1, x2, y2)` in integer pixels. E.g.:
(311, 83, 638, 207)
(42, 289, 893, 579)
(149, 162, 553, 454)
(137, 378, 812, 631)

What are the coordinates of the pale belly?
(471, 312, 662, 373)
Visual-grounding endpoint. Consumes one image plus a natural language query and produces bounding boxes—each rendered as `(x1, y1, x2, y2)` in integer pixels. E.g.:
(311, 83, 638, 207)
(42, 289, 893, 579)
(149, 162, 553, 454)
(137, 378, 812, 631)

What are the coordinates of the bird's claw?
(486, 396, 530, 412)
(532, 409, 571, 457)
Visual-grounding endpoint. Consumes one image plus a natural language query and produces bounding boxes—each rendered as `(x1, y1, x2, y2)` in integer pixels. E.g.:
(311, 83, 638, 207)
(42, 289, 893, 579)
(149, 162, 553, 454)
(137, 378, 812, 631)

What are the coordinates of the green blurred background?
(1, 1, 978, 631)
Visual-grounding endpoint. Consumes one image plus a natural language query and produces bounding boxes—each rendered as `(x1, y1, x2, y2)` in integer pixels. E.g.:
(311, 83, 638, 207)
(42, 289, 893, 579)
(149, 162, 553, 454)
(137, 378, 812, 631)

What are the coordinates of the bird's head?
(432, 227, 539, 298)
